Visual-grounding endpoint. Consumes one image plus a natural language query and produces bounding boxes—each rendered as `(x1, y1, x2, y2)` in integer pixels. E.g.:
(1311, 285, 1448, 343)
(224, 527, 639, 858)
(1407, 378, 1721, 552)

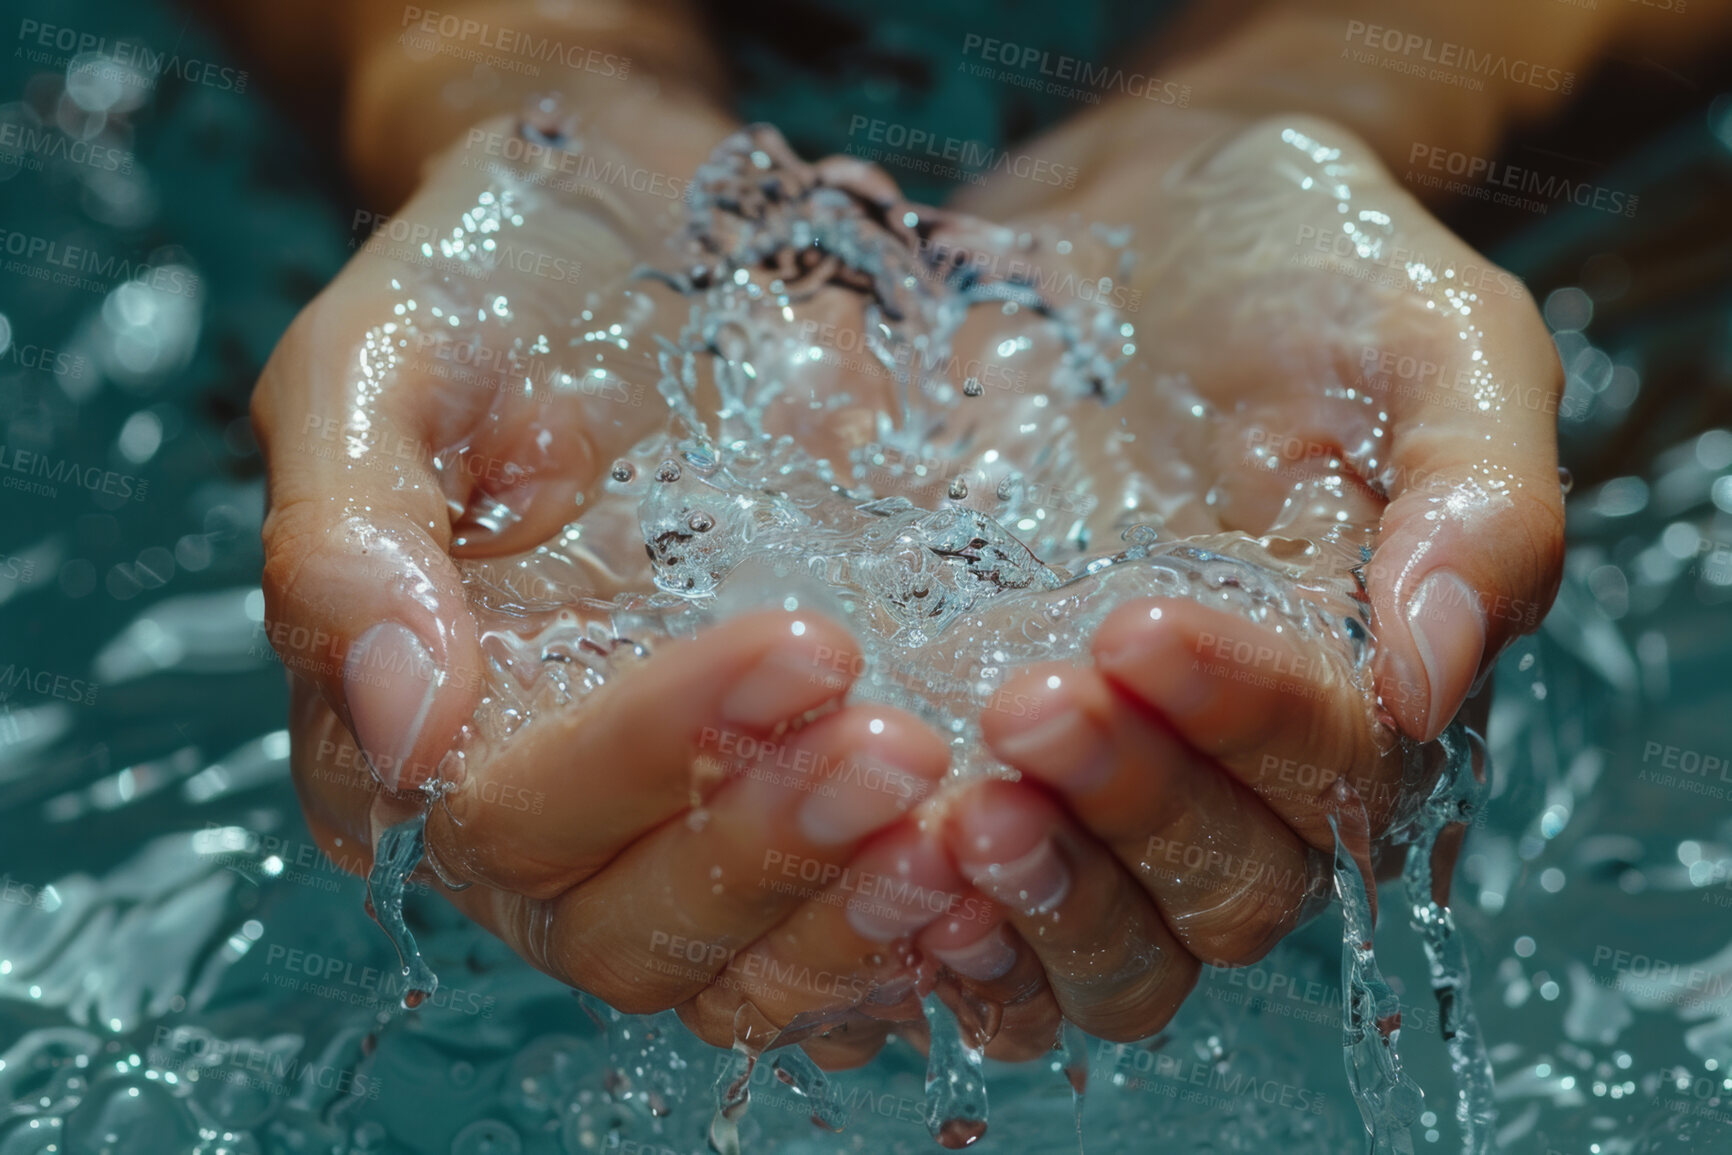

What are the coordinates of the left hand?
(916, 103, 1565, 1041)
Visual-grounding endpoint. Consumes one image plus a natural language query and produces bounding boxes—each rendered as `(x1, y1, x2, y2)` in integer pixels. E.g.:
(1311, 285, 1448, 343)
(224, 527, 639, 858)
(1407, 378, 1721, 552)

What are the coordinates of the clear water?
(4, 19, 1732, 1155)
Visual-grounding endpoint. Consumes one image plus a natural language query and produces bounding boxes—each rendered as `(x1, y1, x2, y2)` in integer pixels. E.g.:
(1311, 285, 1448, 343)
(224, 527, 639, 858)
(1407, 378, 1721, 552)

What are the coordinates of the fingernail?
(721, 649, 831, 729)
(1406, 570, 1486, 741)
(964, 837, 1070, 916)
(991, 706, 1112, 793)
(345, 622, 440, 791)
(845, 890, 930, 943)
(933, 927, 1017, 982)
(844, 841, 954, 943)
(798, 756, 931, 846)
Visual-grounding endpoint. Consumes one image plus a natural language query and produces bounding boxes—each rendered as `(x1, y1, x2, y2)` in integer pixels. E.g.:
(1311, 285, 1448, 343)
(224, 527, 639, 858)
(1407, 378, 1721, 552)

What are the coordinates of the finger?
(1364, 284, 1566, 741)
(423, 610, 860, 896)
(785, 1017, 892, 1070)
(916, 916, 1065, 1062)
(946, 780, 1199, 1043)
(479, 705, 948, 1012)
(1089, 597, 1402, 843)
(253, 170, 664, 792)
(288, 678, 381, 853)
(979, 663, 1320, 966)
(678, 821, 977, 1044)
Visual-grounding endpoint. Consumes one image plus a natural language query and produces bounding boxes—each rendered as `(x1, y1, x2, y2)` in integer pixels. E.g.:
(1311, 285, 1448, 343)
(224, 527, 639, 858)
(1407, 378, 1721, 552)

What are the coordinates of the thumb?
(253, 298, 486, 794)
(1365, 291, 1567, 743)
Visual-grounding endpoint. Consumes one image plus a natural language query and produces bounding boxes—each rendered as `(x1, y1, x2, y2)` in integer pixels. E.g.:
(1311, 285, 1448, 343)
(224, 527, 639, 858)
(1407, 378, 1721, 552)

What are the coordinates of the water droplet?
(948, 477, 969, 500)
(995, 476, 1016, 501)
(610, 461, 636, 482)
(962, 377, 984, 397)
(923, 994, 989, 1148)
(1558, 466, 1574, 496)
(656, 461, 682, 483)
(688, 511, 716, 533)
(366, 807, 441, 1011)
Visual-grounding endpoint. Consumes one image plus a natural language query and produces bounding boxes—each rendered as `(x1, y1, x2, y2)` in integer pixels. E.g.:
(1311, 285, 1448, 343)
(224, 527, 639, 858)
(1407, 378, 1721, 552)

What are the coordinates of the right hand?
(256, 112, 1069, 1064)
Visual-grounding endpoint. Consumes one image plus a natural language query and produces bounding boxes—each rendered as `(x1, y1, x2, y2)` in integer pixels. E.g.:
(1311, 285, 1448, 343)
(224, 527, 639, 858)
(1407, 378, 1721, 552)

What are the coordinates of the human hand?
(257, 111, 1081, 1067)
(932, 106, 1564, 1040)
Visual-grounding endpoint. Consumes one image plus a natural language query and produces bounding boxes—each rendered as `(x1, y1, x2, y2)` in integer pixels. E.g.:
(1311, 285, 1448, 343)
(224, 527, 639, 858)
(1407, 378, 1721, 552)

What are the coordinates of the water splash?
(1334, 814, 1424, 1153)
(708, 1004, 780, 1154)
(1396, 724, 1496, 1153)
(769, 1047, 848, 1131)
(1057, 1018, 1091, 1153)
(363, 805, 439, 1010)
(922, 992, 989, 1148)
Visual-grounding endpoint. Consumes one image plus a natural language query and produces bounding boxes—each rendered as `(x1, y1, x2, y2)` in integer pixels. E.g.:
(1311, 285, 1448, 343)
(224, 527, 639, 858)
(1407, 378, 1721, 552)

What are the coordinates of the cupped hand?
(928, 106, 1565, 1040)
(258, 110, 1069, 1068)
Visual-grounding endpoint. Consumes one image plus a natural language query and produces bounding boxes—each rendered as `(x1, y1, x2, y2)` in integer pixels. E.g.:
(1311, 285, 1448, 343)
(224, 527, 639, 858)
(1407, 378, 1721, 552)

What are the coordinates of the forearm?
(197, 0, 735, 205)
(1161, 0, 1732, 172)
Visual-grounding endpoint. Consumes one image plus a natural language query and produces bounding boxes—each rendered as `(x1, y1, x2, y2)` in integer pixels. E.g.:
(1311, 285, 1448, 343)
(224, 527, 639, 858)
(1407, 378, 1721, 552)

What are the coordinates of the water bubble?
(610, 461, 636, 483)
(688, 511, 716, 533)
(962, 377, 984, 397)
(948, 477, 969, 500)
(450, 1119, 522, 1155)
(63, 1076, 198, 1155)
(655, 461, 682, 483)
(995, 476, 1016, 502)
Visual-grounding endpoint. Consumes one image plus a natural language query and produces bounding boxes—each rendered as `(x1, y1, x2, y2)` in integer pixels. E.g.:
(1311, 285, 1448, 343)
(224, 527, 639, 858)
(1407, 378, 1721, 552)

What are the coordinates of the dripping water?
(922, 993, 989, 1149)
(363, 805, 440, 1010)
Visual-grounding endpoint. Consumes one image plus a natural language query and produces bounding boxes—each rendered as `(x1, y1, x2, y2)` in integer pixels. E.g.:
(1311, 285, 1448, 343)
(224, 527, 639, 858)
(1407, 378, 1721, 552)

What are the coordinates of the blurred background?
(3, 0, 1732, 1151)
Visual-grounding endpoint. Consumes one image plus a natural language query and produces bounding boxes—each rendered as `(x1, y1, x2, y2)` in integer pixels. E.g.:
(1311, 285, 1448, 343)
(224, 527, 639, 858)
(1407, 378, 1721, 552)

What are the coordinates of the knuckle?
(1180, 889, 1297, 969)
(579, 962, 679, 1017)
(429, 786, 586, 899)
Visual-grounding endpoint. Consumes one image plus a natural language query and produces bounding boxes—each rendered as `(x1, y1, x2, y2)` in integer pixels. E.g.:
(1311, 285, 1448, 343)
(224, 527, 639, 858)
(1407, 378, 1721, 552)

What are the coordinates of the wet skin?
(258, 92, 1563, 1065)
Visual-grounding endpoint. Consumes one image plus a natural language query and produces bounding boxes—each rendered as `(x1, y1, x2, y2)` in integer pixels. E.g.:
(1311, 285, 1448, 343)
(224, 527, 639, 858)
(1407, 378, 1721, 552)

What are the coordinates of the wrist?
(1164, 9, 1514, 172)
(340, 0, 732, 205)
